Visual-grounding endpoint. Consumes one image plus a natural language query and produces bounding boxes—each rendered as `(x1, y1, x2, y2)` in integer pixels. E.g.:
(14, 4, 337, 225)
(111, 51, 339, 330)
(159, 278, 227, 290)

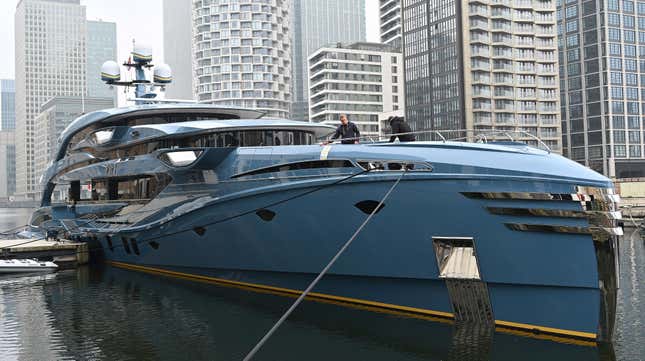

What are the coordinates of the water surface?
(0, 209, 642, 360)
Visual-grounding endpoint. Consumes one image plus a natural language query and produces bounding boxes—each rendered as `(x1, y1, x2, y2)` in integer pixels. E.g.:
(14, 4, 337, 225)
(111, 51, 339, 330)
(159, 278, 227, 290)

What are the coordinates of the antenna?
(100, 39, 173, 105)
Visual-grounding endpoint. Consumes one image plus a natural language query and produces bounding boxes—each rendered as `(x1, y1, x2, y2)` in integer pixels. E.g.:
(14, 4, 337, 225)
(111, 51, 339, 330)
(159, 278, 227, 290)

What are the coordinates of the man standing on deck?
(323, 114, 360, 144)
(388, 116, 416, 142)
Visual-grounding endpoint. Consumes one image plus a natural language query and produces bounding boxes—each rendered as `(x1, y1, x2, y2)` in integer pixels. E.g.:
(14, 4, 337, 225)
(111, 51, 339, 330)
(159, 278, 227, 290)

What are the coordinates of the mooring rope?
(242, 169, 406, 361)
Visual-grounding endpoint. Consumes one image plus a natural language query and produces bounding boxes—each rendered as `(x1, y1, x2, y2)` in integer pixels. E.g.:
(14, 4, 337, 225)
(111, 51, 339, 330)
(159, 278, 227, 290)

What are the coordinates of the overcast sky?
(0, 0, 380, 80)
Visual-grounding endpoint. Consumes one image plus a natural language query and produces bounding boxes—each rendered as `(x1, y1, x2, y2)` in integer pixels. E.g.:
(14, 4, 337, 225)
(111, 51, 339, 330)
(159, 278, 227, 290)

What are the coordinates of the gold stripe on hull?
(108, 261, 598, 346)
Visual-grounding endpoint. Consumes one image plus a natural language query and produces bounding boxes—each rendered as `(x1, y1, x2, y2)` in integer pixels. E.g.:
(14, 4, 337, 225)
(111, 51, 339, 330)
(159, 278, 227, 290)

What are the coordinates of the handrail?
(323, 128, 552, 153)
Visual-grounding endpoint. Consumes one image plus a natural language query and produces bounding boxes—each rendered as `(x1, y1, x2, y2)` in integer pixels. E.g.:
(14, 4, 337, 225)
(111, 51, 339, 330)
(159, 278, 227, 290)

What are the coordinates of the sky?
(0, 0, 380, 80)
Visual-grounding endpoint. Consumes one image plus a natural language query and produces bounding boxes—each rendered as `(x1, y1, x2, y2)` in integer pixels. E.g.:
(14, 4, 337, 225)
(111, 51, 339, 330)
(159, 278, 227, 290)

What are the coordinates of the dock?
(0, 239, 89, 269)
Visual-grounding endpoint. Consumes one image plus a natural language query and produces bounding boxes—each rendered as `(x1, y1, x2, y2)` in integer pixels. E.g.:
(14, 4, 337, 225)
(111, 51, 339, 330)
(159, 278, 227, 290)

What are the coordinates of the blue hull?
(32, 105, 620, 344)
(90, 177, 611, 341)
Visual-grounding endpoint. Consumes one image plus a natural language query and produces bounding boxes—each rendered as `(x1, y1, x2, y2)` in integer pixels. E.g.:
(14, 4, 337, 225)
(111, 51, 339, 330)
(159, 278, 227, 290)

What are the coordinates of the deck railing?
(323, 129, 552, 153)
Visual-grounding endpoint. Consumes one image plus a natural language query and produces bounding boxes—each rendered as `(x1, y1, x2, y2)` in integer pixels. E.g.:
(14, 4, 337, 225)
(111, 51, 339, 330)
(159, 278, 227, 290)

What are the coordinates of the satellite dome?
(100, 61, 120, 83)
(132, 43, 152, 64)
(154, 63, 173, 84)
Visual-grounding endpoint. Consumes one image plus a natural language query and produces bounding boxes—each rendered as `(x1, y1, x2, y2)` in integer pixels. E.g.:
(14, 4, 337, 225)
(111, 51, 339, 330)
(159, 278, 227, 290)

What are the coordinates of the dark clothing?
(331, 121, 361, 144)
(389, 118, 416, 142)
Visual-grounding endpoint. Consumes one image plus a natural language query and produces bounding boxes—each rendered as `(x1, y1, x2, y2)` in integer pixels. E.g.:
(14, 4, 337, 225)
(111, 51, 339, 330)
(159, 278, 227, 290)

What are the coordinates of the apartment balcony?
(535, 40, 555, 48)
(471, 63, 491, 71)
(517, 79, 536, 86)
(535, 28, 556, 36)
(536, 57, 556, 64)
(471, 19, 490, 30)
(535, 14, 555, 24)
(516, 92, 537, 100)
(514, 14, 534, 22)
(491, 10, 512, 19)
(470, 34, 491, 44)
(490, 0, 511, 6)
(472, 90, 492, 97)
(515, 40, 535, 48)
(534, 1, 554, 11)
(538, 104, 558, 112)
(537, 81, 557, 88)
(492, 49, 513, 59)
(474, 115, 493, 126)
(514, 0, 533, 8)
(471, 48, 491, 57)
(516, 66, 536, 73)
(494, 91, 514, 98)
(491, 24, 513, 33)
(492, 64, 514, 72)
(514, 26, 535, 35)
(470, 6, 489, 17)
(471, 76, 492, 84)
(473, 103, 493, 111)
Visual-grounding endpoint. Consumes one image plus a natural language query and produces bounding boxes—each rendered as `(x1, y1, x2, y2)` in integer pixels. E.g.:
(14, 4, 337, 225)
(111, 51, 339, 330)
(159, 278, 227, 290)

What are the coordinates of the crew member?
(388, 116, 416, 142)
(324, 114, 360, 144)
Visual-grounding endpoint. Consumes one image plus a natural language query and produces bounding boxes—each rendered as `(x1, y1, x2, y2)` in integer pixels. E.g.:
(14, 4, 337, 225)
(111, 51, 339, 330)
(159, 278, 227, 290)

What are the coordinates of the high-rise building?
(192, 0, 292, 118)
(163, 0, 194, 100)
(87, 20, 117, 101)
(0, 130, 16, 198)
(0, 79, 16, 198)
(401, 0, 561, 151)
(558, 1, 645, 177)
(33, 96, 114, 199)
(292, 0, 366, 121)
(0, 79, 16, 130)
(15, 0, 87, 199)
(379, 0, 401, 50)
(308, 42, 404, 138)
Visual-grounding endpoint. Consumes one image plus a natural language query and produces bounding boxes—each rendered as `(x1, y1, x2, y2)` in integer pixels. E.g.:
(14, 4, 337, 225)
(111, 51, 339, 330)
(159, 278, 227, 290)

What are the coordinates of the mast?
(100, 40, 172, 105)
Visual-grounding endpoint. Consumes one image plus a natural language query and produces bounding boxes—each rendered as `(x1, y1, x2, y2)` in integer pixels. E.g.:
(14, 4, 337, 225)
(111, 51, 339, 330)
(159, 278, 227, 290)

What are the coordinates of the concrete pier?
(0, 239, 89, 268)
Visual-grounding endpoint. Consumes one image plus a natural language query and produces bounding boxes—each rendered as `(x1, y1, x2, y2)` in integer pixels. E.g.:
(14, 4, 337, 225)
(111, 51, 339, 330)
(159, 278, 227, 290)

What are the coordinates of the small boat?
(0, 259, 58, 274)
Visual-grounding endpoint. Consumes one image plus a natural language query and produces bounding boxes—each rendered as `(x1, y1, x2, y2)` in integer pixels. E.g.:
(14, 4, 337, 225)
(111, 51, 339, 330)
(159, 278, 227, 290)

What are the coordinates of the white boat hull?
(0, 259, 58, 273)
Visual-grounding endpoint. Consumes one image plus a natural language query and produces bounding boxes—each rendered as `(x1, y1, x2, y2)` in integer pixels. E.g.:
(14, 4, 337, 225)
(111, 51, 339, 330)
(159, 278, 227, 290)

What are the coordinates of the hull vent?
(433, 237, 494, 325)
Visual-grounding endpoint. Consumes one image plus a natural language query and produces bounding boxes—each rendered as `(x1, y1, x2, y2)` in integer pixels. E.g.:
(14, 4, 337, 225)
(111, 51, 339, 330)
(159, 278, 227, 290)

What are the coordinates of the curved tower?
(193, 0, 292, 118)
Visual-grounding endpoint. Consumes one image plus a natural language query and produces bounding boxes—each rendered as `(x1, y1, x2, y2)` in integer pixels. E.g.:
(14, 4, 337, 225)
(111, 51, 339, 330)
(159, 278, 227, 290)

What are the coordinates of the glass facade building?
(192, 0, 292, 119)
(163, 0, 194, 100)
(0, 130, 15, 198)
(15, 0, 87, 199)
(0, 79, 16, 130)
(292, 0, 365, 121)
(87, 20, 117, 101)
(401, 0, 561, 150)
(558, 0, 645, 177)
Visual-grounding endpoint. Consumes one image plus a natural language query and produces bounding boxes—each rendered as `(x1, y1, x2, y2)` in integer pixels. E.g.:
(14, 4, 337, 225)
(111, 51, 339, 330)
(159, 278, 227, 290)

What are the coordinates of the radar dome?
(132, 43, 152, 64)
(100, 61, 120, 83)
(154, 63, 173, 84)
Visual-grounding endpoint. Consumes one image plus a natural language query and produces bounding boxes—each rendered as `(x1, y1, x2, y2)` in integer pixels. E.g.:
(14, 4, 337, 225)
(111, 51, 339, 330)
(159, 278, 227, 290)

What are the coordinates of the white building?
(308, 42, 404, 139)
(163, 0, 194, 100)
(192, 0, 292, 118)
(15, 0, 87, 199)
(379, 0, 401, 50)
(291, 0, 365, 121)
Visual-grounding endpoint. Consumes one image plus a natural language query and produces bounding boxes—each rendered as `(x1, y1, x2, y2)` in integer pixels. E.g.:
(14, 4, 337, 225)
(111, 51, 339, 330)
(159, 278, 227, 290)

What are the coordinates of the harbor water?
(0, 208, 643, 360)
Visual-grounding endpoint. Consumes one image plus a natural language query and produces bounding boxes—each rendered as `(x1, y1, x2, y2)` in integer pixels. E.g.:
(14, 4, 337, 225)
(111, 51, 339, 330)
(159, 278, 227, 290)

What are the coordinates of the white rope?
(242, 171, 406, 361)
